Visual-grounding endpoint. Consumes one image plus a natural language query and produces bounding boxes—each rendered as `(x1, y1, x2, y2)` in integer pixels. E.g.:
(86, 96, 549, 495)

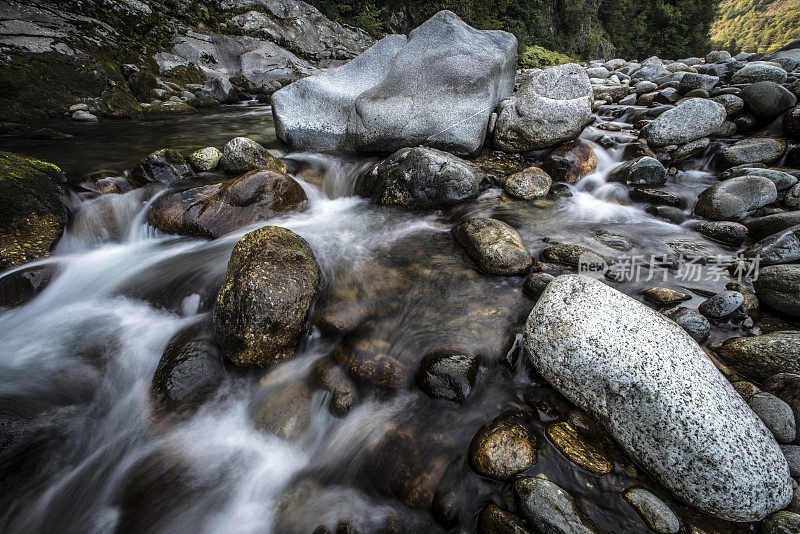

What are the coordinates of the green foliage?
(711, 0, 800, 53)
(308, 0, 720, 59)
(600, 0, 720, 59)
(518, 46, 573, 69)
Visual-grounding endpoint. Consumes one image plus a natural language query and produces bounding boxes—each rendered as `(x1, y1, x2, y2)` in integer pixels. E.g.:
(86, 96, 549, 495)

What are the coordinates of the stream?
(0, 104, 758, 533)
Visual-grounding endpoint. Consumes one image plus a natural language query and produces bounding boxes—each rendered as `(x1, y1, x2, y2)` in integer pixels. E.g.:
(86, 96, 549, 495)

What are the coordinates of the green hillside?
(711, 0, 800, 53)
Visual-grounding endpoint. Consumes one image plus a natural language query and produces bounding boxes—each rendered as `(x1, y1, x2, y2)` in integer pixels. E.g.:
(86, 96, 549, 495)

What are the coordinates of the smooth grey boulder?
(748, 392, 796, 444)
(694, 175, 777, 221)
(678, 73, 718, 94)
(494, 63, 593, 152)
(719, 138, 787, 167)
(272, 11, 517, 155)
(754, 265, 800, 317)
(697, 290, 744, 320)
(723, 167, 797, 191)
(643, 98, 726, 147)
(741, 82, 798, 118)
(623, 488, 680, 534)
(745, 224, 800, 266)
(732, 63, 788, 84)
(665, 307, 710, 342)
(746, 212, 800, 241)
(718, 331, 800, 380)
(523, 275, 792, 522)
(354, 146, 484, 209)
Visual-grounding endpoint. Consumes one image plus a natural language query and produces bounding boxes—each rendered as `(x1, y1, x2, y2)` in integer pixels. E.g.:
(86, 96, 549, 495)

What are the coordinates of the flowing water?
(0, 105, 758, 533)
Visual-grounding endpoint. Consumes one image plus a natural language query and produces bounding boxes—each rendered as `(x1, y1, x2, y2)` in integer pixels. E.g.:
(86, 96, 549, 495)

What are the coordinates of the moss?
(162, 64, 207, 87)
(518, 45, 574, 69)
(0, 152, 67, 270)
(99, 85, 143, 119)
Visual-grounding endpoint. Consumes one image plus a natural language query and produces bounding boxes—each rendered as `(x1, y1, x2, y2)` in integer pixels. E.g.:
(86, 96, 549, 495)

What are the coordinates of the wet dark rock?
(252, 379, 313, 441)
(0, 152, 67, 270)
(710, 94, 745, 116)
(695, 221, 749, 245)
(503, 167, 551, 200)
(719, 138, 787, 167)
(782, 445, 800, 477)
(732, 380, 761, 401)
(745, 224, 800, 266)
(630, 187, 682, 207)
(540, 243, 612, 269)
(697, 290, 744, 320)
(593, 231, 633, 251)
(670, 136, 710, 162)
(356, 147, 484, 210)
(623, 488, 680, 534)
(539, 139, 598, 184)
(645, 205, 687, 224)
(334, 322, 411, 388)
(311, 358, 357, 416)
(0, 263, 56, 309)
(142, 101, 196, 116)
(130, 149, 194, 187)
(469, 412, 537, 481)
(452, 218, 532, 276)
(748, 392, 796, 444)
(745, 212, 800, 241)
(694, 175, 777, 221)
(785, 183, 800, 210)
(523, 272, 555, 300)
(546, 421, 613, 475)
(761, 511, 800, 534)
(415, 351, 479, 403)
(718, 332, 800, 381)
(147, 170, 307, 239)
(665, 307, 711, 342)
(515, 476, 596, 534)
(678, 73, 718, 94)
(495, 63, 592, 152)
(609, 156, 667, 186)
(642, 287, 691, 306)
(621, 141, 658, 161)
(722, 167, 798, 192)
(219, 137, 287, 175)
(273, 11, 515, 155)
(151, 317, 225, 416)
(754, 265, 800, 317)
(214, 226, 321, 367)
(477, 504, 532, 534)
(740, 82, 797, 118)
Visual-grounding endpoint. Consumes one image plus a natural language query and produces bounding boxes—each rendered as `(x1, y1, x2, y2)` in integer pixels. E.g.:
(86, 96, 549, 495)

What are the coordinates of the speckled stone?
(514, 476, 596, 534)
(697, 290, 744, 320)
(523, 275, 792, 521)
(623, 488, 680, 534)
(745, 224, 800, 266)
(748, 392, 796, 444)
(469, 413, 537, 481)
(717, 332, 800, 381)
(219, 136, 287, 174)
(188, 146, 222, 171)
(503, 166, 552, 199)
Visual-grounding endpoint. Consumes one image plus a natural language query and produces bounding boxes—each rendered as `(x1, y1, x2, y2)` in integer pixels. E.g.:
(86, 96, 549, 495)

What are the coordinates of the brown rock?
(546, 421, 613, 476)
(469, 412, 537, 481)
(540, 139, 598, 183)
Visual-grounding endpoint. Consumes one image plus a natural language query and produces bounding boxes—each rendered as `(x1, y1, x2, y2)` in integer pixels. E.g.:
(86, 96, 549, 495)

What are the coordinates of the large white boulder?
(271, 10, 517, 155)
(523, 275, 792, 522)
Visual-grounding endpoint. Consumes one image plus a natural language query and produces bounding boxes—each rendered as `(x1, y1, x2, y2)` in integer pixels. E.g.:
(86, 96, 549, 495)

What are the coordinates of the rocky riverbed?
(2, 9, 800, 534)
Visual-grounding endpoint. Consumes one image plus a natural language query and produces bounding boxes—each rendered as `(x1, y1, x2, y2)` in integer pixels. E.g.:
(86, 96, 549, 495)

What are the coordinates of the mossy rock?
(213, 226, 321, 367)
(0, 152, 67, 270)
(162, 64, 207, 86)
(98, 85, 143, 119)
(518, 45, 573, 69)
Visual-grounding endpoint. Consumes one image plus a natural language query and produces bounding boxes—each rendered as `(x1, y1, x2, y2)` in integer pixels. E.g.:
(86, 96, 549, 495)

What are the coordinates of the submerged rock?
(469, 412, 537, 481)
(272, 11, 516, 155)
(355, 147, 484, 209)
(494, 63, 593, 152)
(214, 226, 321, 367)
(623, 488, 680, 534)
(147, 170, 307, 239)
(452, 218, 532, 276)
(0, 152, 67, 270)
(524, 275, 792, 521)
(151, 317, 225, 416)
(546, 421, 613, 475)
(415, 351, 479, 403)
(478, 504, 532, 534)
